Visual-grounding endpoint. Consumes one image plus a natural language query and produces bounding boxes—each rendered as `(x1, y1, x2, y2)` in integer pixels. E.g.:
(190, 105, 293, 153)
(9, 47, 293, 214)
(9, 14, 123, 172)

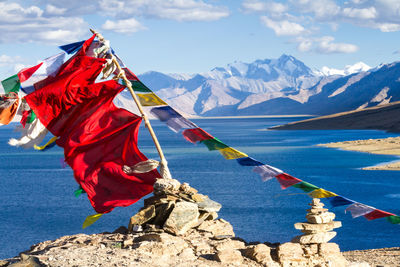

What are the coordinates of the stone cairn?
(276, 198, 348, 267)
(128, 178, 224, 236)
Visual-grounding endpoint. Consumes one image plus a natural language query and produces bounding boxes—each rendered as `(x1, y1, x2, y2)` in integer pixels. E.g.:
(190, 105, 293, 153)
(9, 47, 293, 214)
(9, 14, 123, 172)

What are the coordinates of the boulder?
(215, 249, 243, 264)
(278, 242, 304, 262)
(128, 205, 156, 232)
(196, 197, 222, 213)
(197, 219, 235, 237)
(163, 201, 199, 235)
(242, 244, 274, 265)
(292, 231, 337, 244)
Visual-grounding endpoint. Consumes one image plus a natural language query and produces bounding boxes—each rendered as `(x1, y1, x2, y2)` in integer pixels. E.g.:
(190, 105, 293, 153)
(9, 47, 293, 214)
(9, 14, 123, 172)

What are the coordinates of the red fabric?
(182, 128, 213, 143)
(123, 68, 139, 81)
(276, 173, 302, 189)
(364, 209, 395, 220)
(18, 62, 43, 82)
(25, 34, 160, 213)
(20, 109, 30, 128)
(25, 35, 106, 135)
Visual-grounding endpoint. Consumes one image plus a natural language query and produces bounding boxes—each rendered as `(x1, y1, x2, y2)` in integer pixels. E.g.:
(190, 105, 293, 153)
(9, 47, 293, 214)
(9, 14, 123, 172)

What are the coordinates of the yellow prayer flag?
(219, 147, 248, 160)
(82, 213, 103, 229)
(308, 188, 337, 198)
(137, 93, 167, 106)
(34, 136, 58, 151)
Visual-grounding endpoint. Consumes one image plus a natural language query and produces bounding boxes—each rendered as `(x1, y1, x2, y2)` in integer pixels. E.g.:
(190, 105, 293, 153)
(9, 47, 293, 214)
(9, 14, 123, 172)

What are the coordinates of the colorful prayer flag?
(201, 138, 229, 151)
(82, 214, 103, 229)
(182, 128, 213, 143)
(364, 209, 395, 220)
(292, 181, 319, 193)
(0, 93, 19, 125)
(1, 74, 20, 94)
(8, 117, 48, 148)
(275, 173, 301, 189)
(150, 106, 196, 132)
(308, 188, 337, 198)
(253, 164, 283, 182)
(137, 93, 167, 106)
(237, 157, 264, 166)
(328, 196, 354, 207)
(345, 203, 375, 218)
(219, 147, 248, 160)
(387, 216, 400, 224)
(59, 40, 85, 54)
(18, 53, 65, 95)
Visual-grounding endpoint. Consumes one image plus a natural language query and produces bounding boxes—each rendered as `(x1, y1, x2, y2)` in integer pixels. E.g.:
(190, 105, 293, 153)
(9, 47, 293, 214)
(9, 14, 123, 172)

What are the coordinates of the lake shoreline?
(318, 137, 400, 170)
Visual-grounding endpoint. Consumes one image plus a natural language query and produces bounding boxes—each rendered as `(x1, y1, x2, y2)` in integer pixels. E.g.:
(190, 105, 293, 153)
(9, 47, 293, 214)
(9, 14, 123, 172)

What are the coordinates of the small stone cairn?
(277, 198, 348, 267)
(128, 178, 226, 236)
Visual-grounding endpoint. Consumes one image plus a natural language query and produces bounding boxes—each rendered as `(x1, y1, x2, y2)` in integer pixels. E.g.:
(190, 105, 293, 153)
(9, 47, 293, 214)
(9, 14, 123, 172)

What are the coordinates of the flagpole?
(90, 29, 172, 179)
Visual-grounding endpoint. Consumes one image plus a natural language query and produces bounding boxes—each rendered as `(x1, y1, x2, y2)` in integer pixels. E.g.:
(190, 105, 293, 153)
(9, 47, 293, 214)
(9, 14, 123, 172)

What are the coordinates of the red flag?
(182, 128, 213, 143)
(58, 81, 159, 213)
(25, 35, 160, 213)
(276, 173, 302, 189)
(364, 209, 395, 220)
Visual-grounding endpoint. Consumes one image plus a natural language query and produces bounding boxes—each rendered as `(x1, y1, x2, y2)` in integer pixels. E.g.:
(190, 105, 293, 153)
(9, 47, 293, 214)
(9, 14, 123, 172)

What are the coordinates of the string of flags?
(0, 33, 399, 228)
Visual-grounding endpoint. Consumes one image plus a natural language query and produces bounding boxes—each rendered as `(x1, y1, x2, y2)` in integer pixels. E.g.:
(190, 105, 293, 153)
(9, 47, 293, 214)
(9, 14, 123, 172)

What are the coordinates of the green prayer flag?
(74, 187, 85, 197)
(201, 138, 228, 151)
(122, 80, 152, 92)
(1, 74, 20, 94)
(292, 181, 319, 192)
(27, 111, 36, 124)
(386, 215, 400, 224)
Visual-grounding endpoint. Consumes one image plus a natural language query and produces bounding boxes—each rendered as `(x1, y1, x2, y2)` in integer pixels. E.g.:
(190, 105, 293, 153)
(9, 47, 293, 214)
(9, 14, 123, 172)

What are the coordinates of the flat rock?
(242, 243, 273, 264)
(278, 242, 304, 261)
(128, 205, 156, 232)
(292, 231, 337, 244)
(214, 239, 245, 251)
(295, 221, 341, 233)
(196, 197, 222, 213)
(318, 242, 341, 256)
(306, 212, 335, 224)
(215, 249, 243, 264)
(153, 178, 181, 193)
(197, 219, 235, 237)
(163, 201, 199, 235)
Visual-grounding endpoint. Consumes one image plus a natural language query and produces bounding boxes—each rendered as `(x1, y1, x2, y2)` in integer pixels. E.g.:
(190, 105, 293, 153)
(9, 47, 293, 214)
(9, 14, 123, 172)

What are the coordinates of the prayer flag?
(1, 74, 20, 94)
(182, 128, 213, 143)
(0, 93, 19, 125)
(387, 216, 400, 224)
(123, 68, 139, 81)
(275, 173, 301, 189)
(292, 181, 319, 193)
(308, 188, 337, 198)
(82, 214, 103, 229)
(201, 138, 229, 151)
(253, 164, 283, 182)
(59, 40, 85, 54)
(137, 93, 167, 106)
(345, 203, 375, 218)
(219, 147, 248, 160)
(328, 196, 354, 207)
(237, 157, 264, 166)
(18, 53, 65, 94)
(151, 106, 196, 132)
(364, 209, 395, 220)
(8, 117, 48, 148)
(34, 136, 58, 151)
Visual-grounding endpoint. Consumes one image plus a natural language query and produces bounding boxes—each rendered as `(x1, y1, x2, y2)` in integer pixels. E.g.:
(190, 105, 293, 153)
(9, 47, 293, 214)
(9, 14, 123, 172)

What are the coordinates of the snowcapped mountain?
(319, 62, 371, 76)
(134, 55, 400, 116)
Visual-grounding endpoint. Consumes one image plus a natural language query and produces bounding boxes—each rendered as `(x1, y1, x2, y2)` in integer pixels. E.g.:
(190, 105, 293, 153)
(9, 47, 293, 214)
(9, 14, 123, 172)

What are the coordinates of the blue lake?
(1, 116, 400, 259)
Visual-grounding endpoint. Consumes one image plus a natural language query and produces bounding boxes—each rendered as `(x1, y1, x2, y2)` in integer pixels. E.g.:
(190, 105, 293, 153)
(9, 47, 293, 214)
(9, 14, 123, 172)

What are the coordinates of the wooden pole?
(90, 29, 172, 179)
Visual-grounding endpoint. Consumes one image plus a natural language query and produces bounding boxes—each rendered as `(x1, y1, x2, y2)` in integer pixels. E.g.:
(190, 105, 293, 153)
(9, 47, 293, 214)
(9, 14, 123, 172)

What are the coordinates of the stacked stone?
(277, 198, 348, 267)
(292, 198, 341, 244)
(128, 178, 224, 236)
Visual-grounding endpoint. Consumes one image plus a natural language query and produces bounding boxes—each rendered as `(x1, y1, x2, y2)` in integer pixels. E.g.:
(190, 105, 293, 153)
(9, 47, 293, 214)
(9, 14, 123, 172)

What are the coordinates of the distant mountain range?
(132, 54, 400, 116)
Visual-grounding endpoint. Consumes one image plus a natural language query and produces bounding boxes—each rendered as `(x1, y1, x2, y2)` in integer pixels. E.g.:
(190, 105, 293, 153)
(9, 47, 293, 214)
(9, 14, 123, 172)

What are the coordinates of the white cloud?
(261, 16, 306, 36)
(290, 0, 340, 20)
(102, 18, 147, 33)
(45, 4, 67, 15)
(296, 37, 313, 52)
(315, 36, 359, 54)
(241, 0, 287, 15)
(342, 7, 377, 19)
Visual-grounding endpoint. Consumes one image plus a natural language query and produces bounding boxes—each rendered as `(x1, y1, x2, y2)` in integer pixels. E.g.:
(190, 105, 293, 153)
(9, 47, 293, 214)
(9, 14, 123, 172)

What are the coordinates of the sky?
(1, 0, 400, 77)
